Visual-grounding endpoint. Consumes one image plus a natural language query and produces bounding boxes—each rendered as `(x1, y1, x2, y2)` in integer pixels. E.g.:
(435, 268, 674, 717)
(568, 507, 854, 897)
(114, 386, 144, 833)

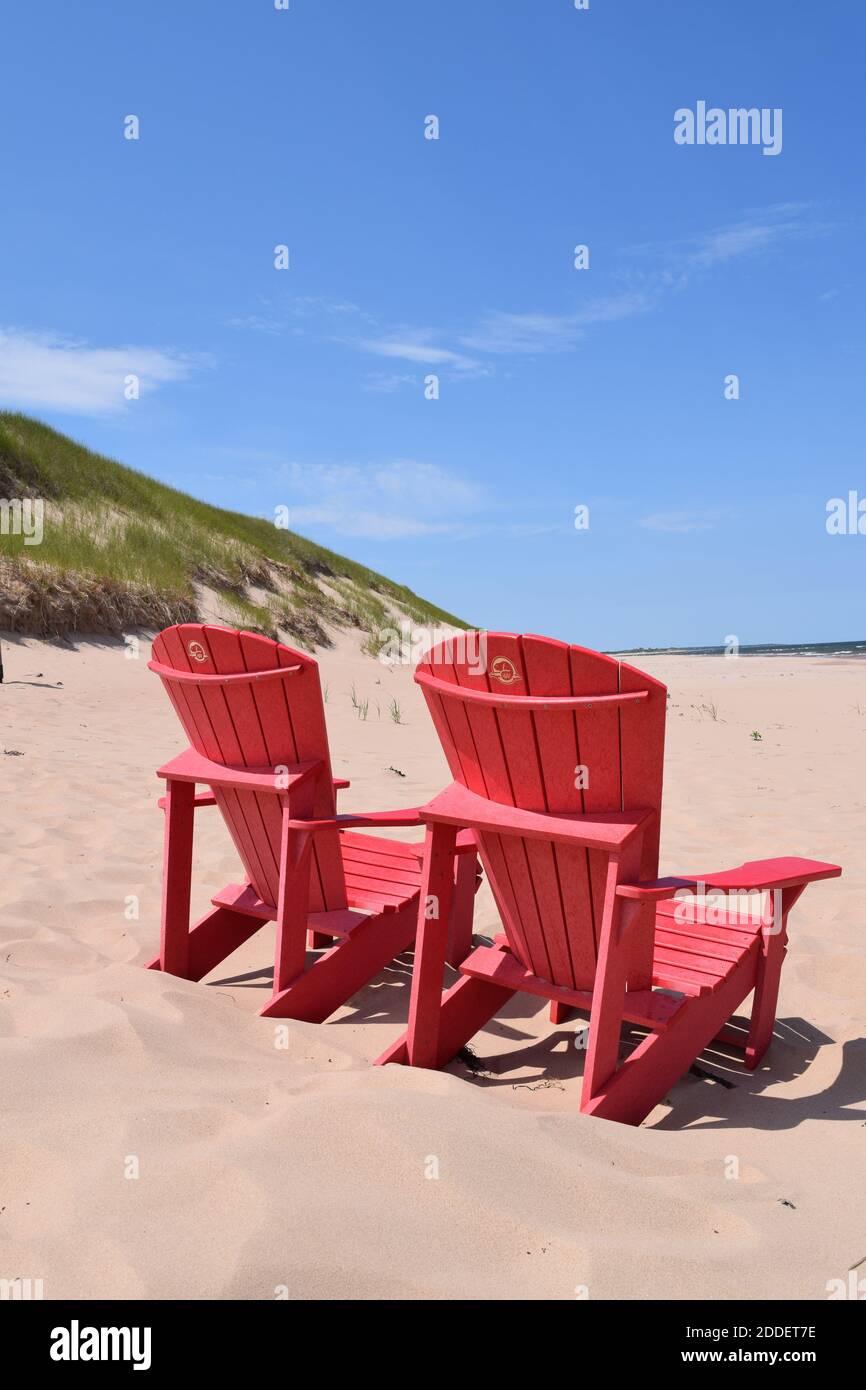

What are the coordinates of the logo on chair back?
(490, 656, 520, 685)
(188, 641, 208, 663)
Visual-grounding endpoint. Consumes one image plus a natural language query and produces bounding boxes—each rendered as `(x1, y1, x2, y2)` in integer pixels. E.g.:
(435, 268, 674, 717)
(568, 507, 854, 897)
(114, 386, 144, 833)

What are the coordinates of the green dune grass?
(0, 412, 467, 642)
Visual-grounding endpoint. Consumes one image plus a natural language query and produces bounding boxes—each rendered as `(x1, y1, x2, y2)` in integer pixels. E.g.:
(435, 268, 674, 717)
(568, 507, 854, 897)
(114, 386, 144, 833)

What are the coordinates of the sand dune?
(0, 633, 863, 1299)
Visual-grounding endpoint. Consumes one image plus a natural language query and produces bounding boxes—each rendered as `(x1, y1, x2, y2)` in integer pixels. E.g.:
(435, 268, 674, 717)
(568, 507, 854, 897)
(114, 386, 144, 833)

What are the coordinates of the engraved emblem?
(490, 656, 520, 685)
(188, 641, 208, 663)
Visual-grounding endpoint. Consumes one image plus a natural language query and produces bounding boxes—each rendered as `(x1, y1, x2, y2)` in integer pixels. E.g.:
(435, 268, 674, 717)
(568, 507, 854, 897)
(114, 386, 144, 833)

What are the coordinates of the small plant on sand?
(456, 1044, 487, 1077)
(750, 730, 763, 741)
(389, 698, 403, 724)
(356, 696, 369, 721)
(322, 683, 330, 704)
(692, 700, 721, 721)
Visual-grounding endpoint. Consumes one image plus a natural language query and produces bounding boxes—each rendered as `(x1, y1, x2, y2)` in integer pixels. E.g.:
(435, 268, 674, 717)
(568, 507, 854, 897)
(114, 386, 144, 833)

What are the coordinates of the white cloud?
(357, 334, 483, 373)
(228, 295, 375, 336)
(280, 458, 564, 540)
(633, 204, 832, 278)
(229, 206, 833, 388)
(289, 504, 460, 540)
(460, 293, 654, 355)
(362, 371, 419, 393)
(638, 510, 725, 534)
(689, 221, 780, 266)
(0, 328, 199, 414)
(284, 458, 485, 537)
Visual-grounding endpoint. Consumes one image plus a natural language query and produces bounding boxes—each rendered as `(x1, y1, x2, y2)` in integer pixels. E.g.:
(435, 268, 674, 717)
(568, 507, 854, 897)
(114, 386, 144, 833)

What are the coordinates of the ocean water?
(613, 640, 866, 658)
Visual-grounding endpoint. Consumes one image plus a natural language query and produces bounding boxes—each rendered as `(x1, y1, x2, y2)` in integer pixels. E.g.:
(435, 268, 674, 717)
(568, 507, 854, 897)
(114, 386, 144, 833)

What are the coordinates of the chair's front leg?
(406, 822, 458, 1068)
(582, 856, 633, 1107)
(273, 805, 313, 995)
(159, 778, 196, 977)
(745, 884, 805, 1069)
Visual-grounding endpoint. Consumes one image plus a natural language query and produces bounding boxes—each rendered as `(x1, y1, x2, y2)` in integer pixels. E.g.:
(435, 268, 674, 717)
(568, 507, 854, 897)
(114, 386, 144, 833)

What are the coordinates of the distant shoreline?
(608, 641, 866, 658)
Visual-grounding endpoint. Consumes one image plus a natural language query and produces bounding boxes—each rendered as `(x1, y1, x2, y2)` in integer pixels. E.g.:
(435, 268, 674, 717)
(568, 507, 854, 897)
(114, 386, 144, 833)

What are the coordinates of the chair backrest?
(150, 623, 346, 912)
(416, 632, 667, 991)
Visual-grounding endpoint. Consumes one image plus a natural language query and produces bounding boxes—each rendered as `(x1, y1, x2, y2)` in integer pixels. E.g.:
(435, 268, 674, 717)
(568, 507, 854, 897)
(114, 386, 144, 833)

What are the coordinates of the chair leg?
(147, 904, 261, 980)
(582, 860, 632, 1108)
(272, 809, 313, 997)
(550, 1001, 573, 1025)
(405, 823, 458, 1067)
(376, 972, 514, 1069)
(445, 851, 479, 968)
(582, 952, 757, 1125)
(744, 886, 802, 1070)
(262, 902, 417, 1022)
(159, 778, 195, 978)
(744, 933, 786, 1069)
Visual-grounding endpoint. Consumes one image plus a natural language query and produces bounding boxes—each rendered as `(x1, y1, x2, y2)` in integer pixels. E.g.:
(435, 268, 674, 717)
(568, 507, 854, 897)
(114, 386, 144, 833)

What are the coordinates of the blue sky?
(1, 0, 863, 648)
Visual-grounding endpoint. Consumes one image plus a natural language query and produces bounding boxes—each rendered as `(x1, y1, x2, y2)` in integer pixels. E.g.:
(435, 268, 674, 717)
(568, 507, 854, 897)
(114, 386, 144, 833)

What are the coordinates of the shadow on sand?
(208, 941, 866, 1132)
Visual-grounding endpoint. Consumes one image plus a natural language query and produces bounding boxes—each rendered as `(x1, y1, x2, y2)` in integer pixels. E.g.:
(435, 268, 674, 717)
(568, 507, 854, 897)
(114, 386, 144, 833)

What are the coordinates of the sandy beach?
(0, 633, 863, 1301)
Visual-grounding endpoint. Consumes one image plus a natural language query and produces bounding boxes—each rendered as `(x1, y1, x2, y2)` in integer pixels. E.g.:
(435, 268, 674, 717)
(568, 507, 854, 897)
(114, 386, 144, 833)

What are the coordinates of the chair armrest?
(404, 828, 479, 858)
(690, 857, 841, 891)
(421, 781, 652, 851)
(157, 789, 217, 812)
(617, 877, 696, 901)
(156, 746, 323, 795)
(286, 809, 425, 832)
(161, 778, 350, 811)
(618, 856, 841, 899)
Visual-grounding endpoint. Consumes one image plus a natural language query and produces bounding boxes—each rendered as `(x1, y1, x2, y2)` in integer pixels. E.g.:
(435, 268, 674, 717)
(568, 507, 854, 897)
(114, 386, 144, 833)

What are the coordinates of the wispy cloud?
(0, 328, 201, 414)
(227, 205, 833, 383)
(227, 295, 374, 336)
(638, 509, 729, 534)
(362, 370, 419, 394)
(459, 292, 655, 356)
(285, 459, 483, 538)
(281, 457, 560, 541)
(356, 333, 485, 374)
(630, 203, 832, 279)
(348, 208, 825, 368)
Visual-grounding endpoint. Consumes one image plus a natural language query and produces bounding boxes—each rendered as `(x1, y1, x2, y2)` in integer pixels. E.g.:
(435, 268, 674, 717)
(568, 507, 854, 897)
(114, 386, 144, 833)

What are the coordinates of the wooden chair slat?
(521, 634, 596, 988)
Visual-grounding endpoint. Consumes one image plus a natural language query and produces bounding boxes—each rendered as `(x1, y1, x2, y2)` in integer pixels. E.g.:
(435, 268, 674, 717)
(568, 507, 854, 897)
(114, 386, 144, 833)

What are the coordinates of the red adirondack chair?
(376, 633, 841, 1124)
(144, 623, 478, 1021)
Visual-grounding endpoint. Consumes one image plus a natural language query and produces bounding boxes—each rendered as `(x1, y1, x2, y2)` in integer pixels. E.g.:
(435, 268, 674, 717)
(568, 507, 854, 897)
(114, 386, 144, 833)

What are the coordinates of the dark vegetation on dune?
(0, 413, 466, 644)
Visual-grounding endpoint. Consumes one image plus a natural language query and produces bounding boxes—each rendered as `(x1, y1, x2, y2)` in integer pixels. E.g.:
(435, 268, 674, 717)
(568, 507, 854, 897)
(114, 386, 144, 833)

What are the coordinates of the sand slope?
(0, 633, 863, 1300)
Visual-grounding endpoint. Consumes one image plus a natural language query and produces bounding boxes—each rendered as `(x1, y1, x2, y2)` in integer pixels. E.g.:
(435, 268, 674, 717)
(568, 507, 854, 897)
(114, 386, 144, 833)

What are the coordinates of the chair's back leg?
(550, 1001, 573, 1025)
(444, 850, 479, 968)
